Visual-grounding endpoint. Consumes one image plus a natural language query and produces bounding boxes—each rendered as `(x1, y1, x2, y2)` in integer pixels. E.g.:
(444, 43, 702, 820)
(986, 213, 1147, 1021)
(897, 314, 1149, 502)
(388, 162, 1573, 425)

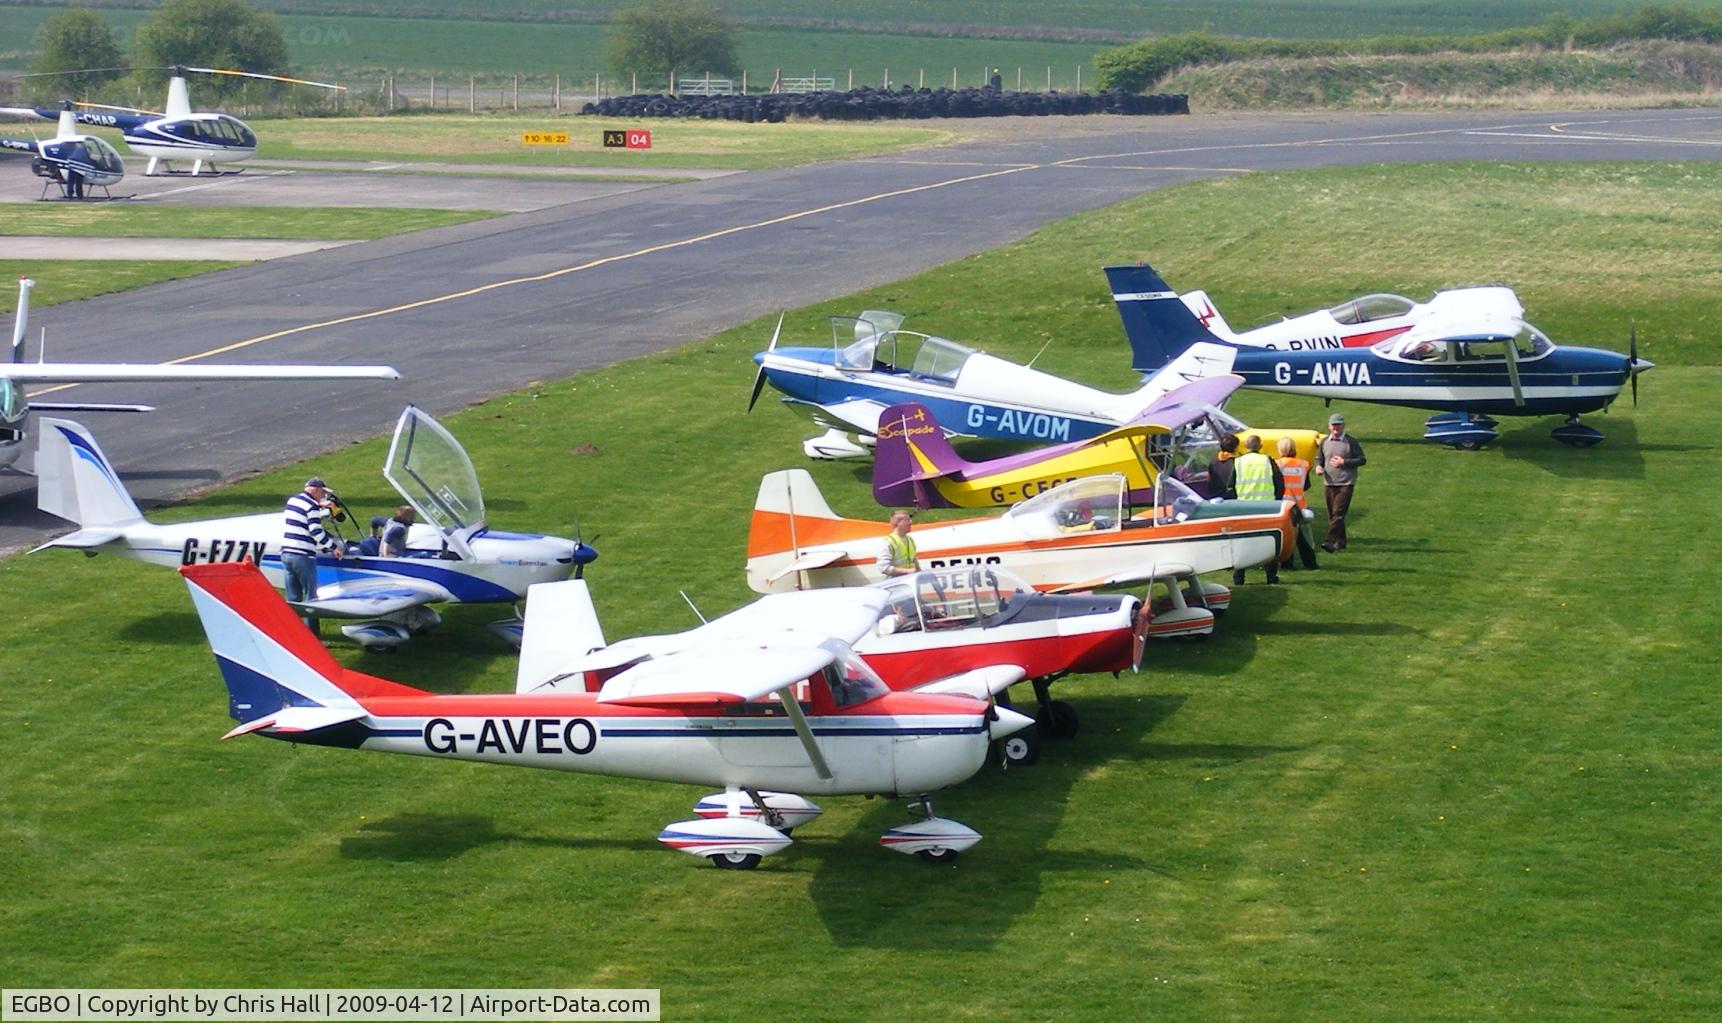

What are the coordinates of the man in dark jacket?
(1314, 413, 1367, 552)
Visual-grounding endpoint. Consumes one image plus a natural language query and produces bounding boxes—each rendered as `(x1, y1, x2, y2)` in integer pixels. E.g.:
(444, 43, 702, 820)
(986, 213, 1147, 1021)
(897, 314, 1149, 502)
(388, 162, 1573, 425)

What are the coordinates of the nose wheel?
(1551, 415, 1605, 448)
(880, 798, 981, 861)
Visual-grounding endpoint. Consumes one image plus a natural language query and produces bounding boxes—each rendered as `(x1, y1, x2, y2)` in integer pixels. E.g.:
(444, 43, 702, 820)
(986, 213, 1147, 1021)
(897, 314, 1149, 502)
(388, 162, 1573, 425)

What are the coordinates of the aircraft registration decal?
(1272, 362, 1373, 385)
(423, 717, 598, 756)
(964, 405, 1073, 441)
(180, 539, 268, 566)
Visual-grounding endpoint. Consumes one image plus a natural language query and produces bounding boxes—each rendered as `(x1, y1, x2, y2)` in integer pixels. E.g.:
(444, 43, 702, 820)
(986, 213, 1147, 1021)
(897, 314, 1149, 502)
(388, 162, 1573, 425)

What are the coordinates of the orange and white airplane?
(747, 470, 1297, 630)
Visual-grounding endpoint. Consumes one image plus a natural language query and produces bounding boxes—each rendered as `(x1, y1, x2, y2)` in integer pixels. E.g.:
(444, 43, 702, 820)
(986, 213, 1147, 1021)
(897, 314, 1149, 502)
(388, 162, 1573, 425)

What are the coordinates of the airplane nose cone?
(752, 351, 766, 367)
(988, 705, 1036, 741)
(1630, 357, 1655, 375)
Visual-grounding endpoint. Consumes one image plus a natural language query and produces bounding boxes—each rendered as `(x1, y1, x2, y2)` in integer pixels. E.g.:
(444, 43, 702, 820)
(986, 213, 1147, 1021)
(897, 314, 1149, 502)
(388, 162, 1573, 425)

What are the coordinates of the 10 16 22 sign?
(603, 129, 653, 149)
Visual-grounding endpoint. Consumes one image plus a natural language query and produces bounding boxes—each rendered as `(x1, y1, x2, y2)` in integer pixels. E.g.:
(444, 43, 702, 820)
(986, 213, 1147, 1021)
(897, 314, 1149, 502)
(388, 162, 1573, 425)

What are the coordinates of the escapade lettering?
(180, 538, 268, 565)
(423, 717, 598, 756)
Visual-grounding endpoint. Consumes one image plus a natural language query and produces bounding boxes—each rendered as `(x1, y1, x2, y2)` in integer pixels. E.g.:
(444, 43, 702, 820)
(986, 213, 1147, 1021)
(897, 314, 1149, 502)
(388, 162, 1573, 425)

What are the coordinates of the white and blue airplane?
(34, 406, 596, 650)
(1108, 264, 1654, 449)
(748, 309, 1237, 458)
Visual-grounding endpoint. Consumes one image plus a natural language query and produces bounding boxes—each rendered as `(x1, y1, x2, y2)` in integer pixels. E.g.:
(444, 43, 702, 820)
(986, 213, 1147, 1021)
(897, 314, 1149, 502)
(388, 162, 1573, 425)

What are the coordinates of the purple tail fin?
(871, 403, 968, 510)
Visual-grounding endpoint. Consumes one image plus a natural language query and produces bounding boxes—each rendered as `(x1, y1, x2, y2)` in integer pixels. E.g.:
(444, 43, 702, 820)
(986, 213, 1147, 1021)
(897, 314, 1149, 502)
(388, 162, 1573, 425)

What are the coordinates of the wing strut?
(775, 685, 833, 780)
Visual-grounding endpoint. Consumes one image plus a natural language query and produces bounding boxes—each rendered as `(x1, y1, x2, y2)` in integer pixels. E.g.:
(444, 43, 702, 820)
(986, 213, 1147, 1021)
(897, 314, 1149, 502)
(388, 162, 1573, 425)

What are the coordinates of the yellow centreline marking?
(29, 161, 1041, 397)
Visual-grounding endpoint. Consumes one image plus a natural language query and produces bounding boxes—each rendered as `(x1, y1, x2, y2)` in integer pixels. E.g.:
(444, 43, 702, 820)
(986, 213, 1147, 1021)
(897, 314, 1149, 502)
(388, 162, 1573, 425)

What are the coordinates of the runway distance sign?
(603, 130, 653, 149)
(521, 131, 569, 145)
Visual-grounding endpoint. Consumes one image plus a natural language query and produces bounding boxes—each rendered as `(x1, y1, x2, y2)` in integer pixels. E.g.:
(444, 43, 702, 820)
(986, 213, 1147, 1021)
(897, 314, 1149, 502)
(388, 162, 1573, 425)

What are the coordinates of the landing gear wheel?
(999, 727, 1041, 767)
(1456, 438, 1483, 451)
(916, 848, 959, 863)
(709, 851, 761, 870)
(1037, 700, 1080, 739)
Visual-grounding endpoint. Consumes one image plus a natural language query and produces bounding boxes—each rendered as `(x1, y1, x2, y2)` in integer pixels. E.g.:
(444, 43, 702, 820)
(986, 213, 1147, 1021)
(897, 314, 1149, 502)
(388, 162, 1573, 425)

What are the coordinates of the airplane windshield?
(1329, 294, 1415, 325)
(383, 406, 486, 536)
(1152, 474, 1205, 524)
(1514, 325, 1554, 359)
(875, 567, 1031, 634)
(832, 311, 905, 371)
(87, 137, 122, 172)
(825, 642, 889, 708)
(1007, 475, 1125, 532)
(0, 378, 22, 420)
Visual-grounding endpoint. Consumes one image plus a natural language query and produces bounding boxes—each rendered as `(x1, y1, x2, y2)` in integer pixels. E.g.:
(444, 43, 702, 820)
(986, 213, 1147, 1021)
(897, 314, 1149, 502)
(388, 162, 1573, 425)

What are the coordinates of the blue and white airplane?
(748, 309, 1236, 458)
(34, 406, 596, 650)
(1107, 264, 1654, 449)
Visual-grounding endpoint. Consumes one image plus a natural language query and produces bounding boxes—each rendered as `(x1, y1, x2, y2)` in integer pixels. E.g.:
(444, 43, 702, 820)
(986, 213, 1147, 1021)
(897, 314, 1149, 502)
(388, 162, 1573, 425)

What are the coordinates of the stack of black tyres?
(582, 85, 1188, 123)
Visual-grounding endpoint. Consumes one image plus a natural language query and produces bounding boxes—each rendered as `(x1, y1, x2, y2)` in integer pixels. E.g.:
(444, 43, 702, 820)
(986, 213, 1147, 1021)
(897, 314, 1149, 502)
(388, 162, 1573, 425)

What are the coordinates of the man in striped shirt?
(282, 475, 345, 631)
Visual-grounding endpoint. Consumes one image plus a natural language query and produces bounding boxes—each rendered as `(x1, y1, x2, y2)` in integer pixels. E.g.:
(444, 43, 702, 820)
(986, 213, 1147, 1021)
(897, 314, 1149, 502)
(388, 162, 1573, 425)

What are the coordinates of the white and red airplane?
(746, 470, 1296, 631)
(520, 565, 1151, 766)
(1171, 280, 1525, 353)
(181, 561, 1034, 870)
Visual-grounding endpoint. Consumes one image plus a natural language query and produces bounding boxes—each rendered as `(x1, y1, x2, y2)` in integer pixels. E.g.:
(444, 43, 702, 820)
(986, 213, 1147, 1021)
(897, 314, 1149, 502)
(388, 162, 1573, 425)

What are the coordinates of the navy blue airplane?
(1106, 264, 1653, 449)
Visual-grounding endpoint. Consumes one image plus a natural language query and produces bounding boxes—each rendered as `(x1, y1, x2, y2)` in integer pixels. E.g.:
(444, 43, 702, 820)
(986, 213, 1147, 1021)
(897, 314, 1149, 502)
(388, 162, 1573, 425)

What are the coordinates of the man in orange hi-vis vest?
(1277, 436, 1320, 570)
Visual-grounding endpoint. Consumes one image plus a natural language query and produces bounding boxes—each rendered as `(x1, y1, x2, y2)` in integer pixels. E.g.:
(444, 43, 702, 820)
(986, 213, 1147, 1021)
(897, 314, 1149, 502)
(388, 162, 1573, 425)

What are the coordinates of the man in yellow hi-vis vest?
(877, 509, 920, 577)
(1231, 434, 1284, 585)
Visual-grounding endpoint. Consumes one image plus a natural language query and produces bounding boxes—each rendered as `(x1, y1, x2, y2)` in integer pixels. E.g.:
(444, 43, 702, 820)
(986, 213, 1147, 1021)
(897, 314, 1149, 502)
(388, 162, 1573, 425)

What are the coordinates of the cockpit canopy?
(1328, 294, 1415, 325)
(383, 406, 486, 556)
(874, 566, 1034, 635)
(831, 310, 975, 382)
(1008, 474, 1126, 531)
(822, 639, 890, 708)
(168, 115, 257, 148)
(49, 136, 123, 174)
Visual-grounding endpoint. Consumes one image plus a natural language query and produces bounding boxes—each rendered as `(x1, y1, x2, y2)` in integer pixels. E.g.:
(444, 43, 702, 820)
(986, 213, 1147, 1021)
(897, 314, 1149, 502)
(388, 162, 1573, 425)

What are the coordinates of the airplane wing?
(1118, 374, 1246, 432)
(10, 363, 399, 383)
(802, 397, 891, 436)
(764, 548, 848, 585)
(598, 641, 835, 708)
(291, 576, 453, 618)
(915, 665, 1025, 700)
(1047, 562, 1196, 593)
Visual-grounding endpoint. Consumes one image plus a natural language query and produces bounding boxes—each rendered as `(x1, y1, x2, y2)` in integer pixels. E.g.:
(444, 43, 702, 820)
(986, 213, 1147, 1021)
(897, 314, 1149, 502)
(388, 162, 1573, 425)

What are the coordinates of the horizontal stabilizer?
(221, 705, 367, 740)
(293, 579, 450, 619)
(764, 548, 846, 585)
(29, 527, 124, 552)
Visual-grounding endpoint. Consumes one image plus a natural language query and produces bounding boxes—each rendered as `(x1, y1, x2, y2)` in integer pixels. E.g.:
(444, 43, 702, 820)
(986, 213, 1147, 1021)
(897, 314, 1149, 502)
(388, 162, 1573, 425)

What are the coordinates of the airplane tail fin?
(748, 469, 881, 592)
(1179, 290, 1235, 338)
(872, 402, 967, 509)
(35, 418, 144, 542)
(515, 579, 606, 694)
(180, 562, 427, 732)
(1105, 264, 1230, 371)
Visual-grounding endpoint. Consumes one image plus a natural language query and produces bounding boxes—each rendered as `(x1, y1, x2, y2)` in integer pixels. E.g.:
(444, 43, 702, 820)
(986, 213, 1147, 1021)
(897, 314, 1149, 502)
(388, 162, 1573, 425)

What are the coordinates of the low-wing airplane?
(2, 103, 126, 198)
(747, 308, 1239, 459)
(36, 407, 596, 649)
(181, 561, 1033, 868)
(518, 565, 1151, 766)
(1177, 279, 1526, 353)
(869, 374, 1318, 509)
(747, 469, 1296, 628)
(1108, 264, 1655, 449)
(2, 277, 398, 470)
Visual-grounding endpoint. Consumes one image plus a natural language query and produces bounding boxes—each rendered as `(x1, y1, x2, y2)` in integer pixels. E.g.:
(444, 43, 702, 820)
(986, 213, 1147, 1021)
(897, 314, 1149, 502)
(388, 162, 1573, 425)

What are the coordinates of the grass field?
(0, 203, 492, 240)
(1, 161, 1716, 1018)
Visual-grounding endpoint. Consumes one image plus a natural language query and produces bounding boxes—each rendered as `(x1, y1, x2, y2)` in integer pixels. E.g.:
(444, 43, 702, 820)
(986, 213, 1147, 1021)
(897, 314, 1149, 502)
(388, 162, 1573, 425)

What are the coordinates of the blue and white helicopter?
(34, 406, 597, 651)
(1107, 264, 1654, 449)
(748, 310, 1237, 459)
(10, 66, 343, 176)
(0, 103, 126, 198)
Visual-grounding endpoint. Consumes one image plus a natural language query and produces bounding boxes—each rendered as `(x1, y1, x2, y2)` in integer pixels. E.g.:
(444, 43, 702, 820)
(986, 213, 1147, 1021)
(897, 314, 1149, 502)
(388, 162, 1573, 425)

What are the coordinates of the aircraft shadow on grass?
(339, 813, 650, 862)
(1497, 419, 1656, 479)
(804, 691, 1297, 948)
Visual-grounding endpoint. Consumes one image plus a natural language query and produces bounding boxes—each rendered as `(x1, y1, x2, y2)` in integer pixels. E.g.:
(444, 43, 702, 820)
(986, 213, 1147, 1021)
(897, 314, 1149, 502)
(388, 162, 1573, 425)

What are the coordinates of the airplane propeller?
(572, 515, 599, 579)
(747, 312, 785, 413)
(1629, 323, 1641, 406)
(1131, 587, 1155, 672)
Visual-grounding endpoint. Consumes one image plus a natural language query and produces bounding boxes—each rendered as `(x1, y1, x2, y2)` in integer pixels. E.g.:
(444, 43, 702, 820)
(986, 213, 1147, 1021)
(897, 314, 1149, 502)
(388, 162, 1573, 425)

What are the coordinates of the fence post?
(554, 73, 560, 112)
(429, 73, 435, 109)
(1046, 66, 1051, 91)
(951, 66, 957, 88)
(1076, 66, 1082, 93)
(512, 74, 519, 110)
(741, 69, 747, 93)
(918, 68, 924, 88)
(670, 69, 676, 96)
(847, 69, 853, 90)
(631, 72, 637, 95)
(884, 67, 889, 87)
(1016, 67, 1022, 92)
(469, 75, 475, 112)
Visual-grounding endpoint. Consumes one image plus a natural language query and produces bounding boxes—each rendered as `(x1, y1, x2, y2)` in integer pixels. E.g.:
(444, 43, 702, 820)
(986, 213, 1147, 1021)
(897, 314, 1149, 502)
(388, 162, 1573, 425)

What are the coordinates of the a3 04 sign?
(603, 129, 653, 149)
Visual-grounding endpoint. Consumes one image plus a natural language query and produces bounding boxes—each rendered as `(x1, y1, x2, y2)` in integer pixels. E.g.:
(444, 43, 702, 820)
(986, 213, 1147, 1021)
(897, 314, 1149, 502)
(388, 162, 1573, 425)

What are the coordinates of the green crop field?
(1, 161, 1716, 1018)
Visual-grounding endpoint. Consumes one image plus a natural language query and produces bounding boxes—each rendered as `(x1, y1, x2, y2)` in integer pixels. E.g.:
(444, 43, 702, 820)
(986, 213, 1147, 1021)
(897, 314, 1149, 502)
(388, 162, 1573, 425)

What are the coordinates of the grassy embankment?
(0, 205, 495, 313)
(1, 161, 1717, 1018)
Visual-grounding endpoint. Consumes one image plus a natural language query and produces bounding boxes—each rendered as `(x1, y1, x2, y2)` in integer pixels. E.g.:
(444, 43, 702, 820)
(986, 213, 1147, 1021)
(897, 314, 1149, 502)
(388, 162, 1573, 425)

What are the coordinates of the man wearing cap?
(1313, 414, 1366, 552)
(282, 475, 344, 631)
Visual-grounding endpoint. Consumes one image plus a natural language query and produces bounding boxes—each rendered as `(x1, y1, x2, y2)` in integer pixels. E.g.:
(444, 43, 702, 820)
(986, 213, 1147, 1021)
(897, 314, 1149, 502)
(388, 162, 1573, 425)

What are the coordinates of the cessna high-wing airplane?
(36, 408, 595, 649)
(181, 561, 1033, 869)
(869, 374, 1317, 509)
(1177, 280, 1527, 353)
(1109, 264, 1654, 449)
(747, 309, 1239, 459)
(747, 469, 1297, 633)
(2, 277, 398, 469)
(520, 565, 1150, 766)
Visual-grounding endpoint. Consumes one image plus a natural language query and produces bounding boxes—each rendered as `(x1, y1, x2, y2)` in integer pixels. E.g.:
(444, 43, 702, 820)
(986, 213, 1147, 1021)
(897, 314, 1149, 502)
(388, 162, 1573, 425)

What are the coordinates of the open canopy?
(383, 405, 485, 558)
(832, 310, 975, 382)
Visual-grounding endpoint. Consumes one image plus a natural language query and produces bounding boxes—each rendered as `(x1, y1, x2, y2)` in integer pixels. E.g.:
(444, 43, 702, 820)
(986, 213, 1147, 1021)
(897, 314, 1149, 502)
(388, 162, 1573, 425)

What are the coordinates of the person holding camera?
(282, 475, 344, 632)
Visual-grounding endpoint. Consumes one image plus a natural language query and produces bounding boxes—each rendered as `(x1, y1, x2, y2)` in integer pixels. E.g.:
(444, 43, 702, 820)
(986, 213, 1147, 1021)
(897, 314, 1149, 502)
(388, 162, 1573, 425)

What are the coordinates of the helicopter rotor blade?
(74, 100, 159, 116)
(184, 67, 346, 91)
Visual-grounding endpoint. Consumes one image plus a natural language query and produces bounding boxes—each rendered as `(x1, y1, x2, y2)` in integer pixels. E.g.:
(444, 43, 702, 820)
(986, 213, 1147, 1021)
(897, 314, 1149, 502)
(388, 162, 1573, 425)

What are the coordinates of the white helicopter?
(0, 103, 126, 198)
(181, 561, 1034, 869)
(2, 277, 398, 471)
(36, 407, 596, 650)
(10, 65, 343, 176)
